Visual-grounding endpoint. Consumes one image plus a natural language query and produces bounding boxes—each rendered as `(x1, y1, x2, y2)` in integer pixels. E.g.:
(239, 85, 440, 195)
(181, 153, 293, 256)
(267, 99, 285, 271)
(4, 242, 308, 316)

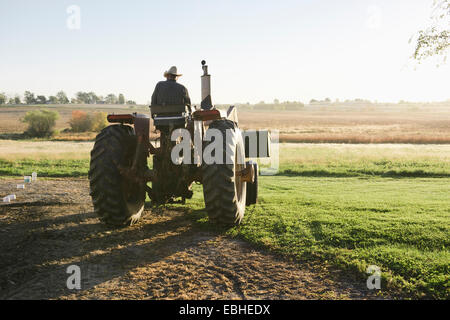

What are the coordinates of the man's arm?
(151, 83, 160, 106)
(183, 87, 191, 106)
(183, 87, 191, 112)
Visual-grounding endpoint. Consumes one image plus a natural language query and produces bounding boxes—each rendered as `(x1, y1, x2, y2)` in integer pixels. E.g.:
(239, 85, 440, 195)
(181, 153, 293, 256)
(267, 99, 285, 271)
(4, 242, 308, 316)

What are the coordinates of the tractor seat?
(150, 104, 190, 128)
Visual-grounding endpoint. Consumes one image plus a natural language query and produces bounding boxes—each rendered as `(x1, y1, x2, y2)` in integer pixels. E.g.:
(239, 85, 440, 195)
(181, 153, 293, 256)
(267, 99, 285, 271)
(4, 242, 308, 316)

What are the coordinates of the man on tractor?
(151, 66, 191, 110)
(150, 65, 194, 202)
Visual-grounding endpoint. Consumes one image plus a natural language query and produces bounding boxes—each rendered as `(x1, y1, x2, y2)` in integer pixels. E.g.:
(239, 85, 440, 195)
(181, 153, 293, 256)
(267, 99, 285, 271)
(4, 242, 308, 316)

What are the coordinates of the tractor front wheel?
(202, 120, 247, 226)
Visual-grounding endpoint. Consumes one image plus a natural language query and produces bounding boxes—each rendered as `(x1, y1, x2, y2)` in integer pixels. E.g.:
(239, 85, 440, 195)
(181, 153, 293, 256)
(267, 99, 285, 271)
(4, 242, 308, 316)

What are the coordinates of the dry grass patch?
(1, 104, 449, 144)
(0, 140, 93, 160)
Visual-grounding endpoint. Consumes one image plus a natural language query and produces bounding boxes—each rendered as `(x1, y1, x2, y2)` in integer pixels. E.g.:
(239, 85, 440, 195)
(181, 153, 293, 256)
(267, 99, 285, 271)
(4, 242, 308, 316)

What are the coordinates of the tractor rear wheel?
(89, 125, 146, 226)
(202, 120, 247, 226)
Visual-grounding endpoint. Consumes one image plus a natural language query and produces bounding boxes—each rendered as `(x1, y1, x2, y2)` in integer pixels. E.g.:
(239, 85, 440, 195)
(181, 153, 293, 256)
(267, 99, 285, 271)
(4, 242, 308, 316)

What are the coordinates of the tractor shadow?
(0, 200, 220, 299)
(0, 199, 388, 299)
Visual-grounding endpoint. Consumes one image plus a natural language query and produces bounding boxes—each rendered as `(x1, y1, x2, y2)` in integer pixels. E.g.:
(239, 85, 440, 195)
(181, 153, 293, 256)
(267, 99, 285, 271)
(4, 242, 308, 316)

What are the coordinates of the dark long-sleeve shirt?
(151, 79, 191, 106)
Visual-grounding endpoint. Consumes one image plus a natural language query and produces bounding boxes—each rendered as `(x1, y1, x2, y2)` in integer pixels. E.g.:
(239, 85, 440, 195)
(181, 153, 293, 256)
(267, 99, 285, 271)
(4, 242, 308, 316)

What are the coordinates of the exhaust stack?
(201, 60, 213, 110)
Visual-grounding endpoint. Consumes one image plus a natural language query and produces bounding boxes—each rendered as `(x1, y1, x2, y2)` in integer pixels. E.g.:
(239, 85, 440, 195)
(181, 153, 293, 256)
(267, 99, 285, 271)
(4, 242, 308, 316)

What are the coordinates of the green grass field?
(187, 177, 450, 299)
(1, 142, 449, 298)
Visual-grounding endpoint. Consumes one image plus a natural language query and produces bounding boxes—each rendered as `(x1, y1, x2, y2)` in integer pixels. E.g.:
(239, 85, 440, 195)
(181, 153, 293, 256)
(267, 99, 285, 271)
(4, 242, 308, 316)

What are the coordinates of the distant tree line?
(234, 98, 375, 110)
(234, 99, 305, 111)
(308, 98, 373, 105)
(231, 98, 442, 110)
(0, 91, 136, 105)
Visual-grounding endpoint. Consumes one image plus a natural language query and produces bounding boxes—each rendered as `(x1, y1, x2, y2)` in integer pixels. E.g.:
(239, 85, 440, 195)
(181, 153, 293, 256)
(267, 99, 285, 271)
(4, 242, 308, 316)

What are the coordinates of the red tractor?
(88, 61, 269, 227)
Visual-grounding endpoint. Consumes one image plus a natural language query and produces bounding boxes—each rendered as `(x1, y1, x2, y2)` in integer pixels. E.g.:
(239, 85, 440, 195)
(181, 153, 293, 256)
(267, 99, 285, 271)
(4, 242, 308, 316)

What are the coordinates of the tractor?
(88, 61, 270, 227)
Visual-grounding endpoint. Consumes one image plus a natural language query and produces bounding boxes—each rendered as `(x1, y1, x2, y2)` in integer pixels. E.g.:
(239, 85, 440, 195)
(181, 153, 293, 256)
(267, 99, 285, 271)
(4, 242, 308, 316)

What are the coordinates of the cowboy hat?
(164, 66, 182, 77)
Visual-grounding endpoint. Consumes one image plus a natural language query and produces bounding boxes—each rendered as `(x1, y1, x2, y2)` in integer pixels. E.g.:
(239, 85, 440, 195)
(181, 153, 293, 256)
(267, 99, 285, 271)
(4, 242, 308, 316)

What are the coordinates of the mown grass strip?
(184, 177, 450, 299)
(232, 177, 450, 299)
(1, 158, 449, 179)
(0, 159, 89, 177)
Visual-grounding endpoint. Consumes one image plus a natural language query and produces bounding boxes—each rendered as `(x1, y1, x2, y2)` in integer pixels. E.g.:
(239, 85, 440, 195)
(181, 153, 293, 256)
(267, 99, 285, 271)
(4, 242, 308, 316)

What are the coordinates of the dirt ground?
(0, 178, 383, 300)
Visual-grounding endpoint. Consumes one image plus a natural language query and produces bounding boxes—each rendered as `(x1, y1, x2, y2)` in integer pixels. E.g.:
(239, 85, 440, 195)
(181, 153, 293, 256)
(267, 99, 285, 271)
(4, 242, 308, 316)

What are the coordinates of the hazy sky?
(1, 0, 449, 104)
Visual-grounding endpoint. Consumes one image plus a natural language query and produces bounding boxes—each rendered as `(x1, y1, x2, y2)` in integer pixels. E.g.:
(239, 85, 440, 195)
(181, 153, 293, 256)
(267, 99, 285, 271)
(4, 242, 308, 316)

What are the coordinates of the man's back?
(151, 79, 191, 106)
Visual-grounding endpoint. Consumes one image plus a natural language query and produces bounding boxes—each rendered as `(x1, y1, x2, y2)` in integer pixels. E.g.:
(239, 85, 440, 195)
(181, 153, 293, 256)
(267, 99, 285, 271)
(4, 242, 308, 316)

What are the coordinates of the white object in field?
(7, 194, 16, 200)
(2, 196, 10, 203)
(32, 172, 37, 181)
(17, 184, 25, 189)
(24, 176, 32, 183)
